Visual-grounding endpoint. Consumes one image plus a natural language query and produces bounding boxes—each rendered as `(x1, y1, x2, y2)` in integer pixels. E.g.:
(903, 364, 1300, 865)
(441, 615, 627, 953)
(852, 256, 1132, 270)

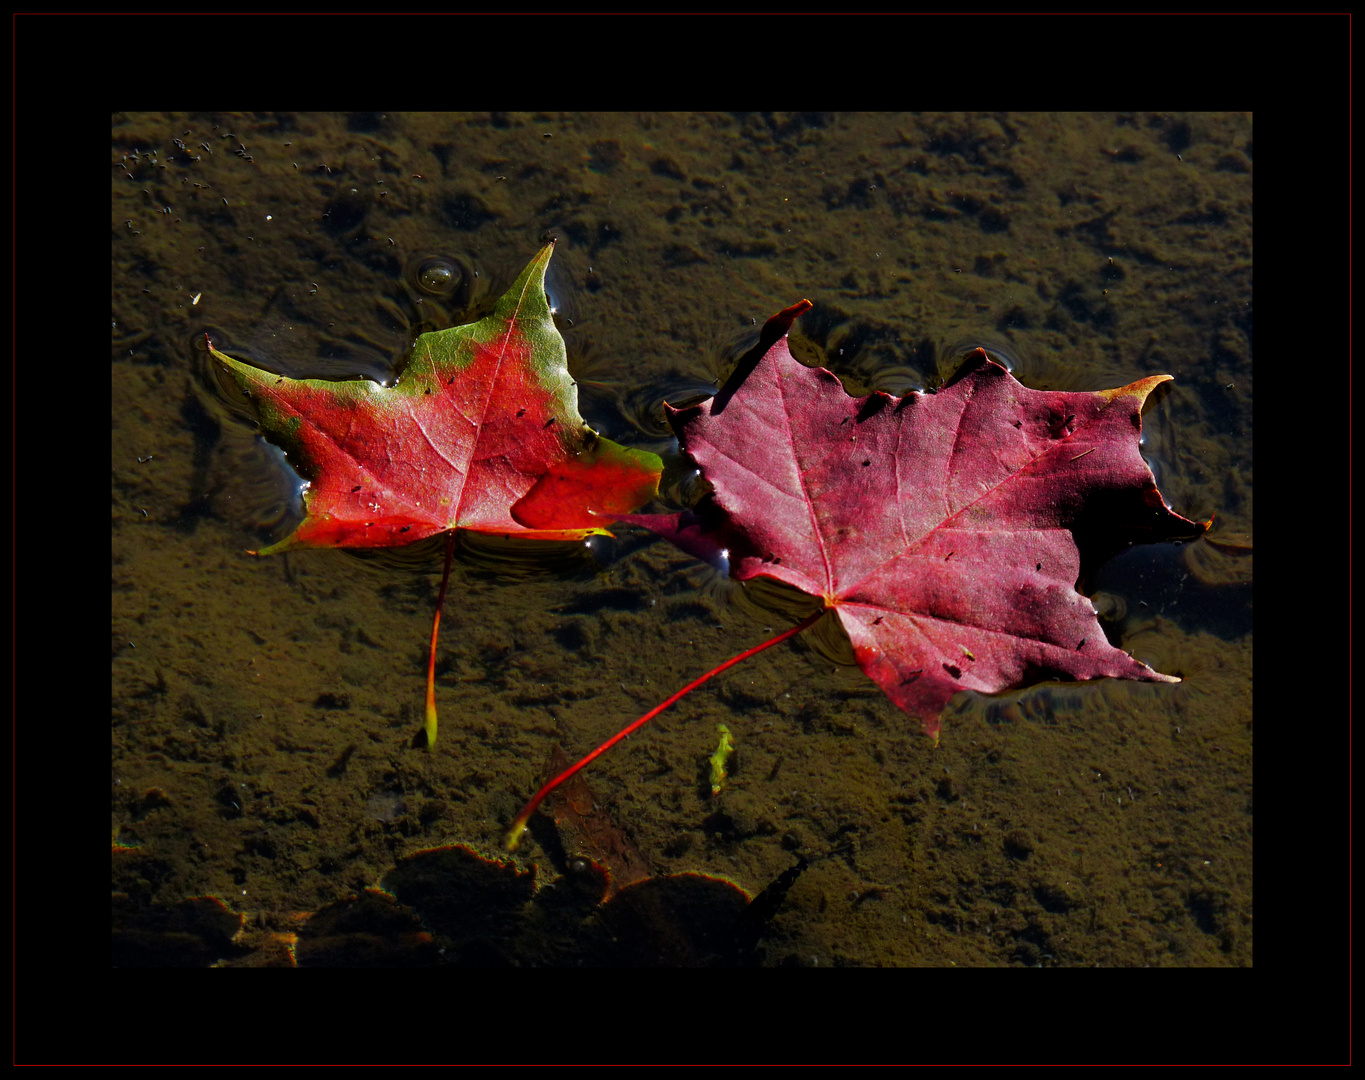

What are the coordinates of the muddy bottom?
(112, 111, 1252, 967)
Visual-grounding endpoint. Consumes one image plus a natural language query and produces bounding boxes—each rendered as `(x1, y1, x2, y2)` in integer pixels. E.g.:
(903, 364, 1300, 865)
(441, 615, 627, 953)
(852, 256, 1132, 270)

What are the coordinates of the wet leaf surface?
(209, 242, 661, 552)
(648, 334, 1206, 740)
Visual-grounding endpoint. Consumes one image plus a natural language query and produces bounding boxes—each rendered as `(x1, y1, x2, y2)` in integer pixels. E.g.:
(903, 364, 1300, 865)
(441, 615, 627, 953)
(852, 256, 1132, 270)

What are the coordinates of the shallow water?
(112, 111, 1252, 966)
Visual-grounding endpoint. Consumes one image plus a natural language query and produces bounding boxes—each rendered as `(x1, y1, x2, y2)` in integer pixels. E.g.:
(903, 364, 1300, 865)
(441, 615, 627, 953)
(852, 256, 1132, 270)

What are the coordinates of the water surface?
(112, 111, 1252, 967)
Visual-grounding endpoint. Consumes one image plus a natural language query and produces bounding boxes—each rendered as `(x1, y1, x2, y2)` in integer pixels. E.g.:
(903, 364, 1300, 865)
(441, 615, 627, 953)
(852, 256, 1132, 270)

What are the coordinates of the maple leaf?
(209, 241, 662, 554)
(656, 306, 1207, 741)
(208, 242, 663, 747)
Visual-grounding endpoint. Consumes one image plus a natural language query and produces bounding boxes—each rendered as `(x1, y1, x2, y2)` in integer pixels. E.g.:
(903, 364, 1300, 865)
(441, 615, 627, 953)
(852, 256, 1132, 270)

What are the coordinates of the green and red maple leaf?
(208, 242, 663, 747)
(209, 241, 662, 553)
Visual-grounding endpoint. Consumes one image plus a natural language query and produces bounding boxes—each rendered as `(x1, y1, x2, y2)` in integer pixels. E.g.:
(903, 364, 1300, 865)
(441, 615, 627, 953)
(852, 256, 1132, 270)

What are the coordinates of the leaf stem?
(505, 607, 823, 850)
(423, 531, 457, 747)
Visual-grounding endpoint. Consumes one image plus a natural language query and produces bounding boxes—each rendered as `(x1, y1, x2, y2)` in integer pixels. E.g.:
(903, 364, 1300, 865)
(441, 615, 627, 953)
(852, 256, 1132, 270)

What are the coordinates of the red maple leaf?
(658, 304, 1208, 741)
(505, 302, 1212, 848)
(209, 241, 662, 553)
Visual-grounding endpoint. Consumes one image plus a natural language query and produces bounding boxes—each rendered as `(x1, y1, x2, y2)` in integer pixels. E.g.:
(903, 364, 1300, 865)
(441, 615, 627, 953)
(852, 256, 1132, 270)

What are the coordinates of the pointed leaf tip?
(712, 298, 816, 415)
(768, 298, 813, 338)
(1096, 373, 1174, 407)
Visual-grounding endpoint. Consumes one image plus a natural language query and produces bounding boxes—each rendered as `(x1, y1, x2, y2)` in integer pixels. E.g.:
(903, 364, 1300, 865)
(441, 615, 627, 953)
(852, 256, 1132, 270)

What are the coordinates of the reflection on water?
(350, 529, 600, 580)
(1091, 539, 1251, 642)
